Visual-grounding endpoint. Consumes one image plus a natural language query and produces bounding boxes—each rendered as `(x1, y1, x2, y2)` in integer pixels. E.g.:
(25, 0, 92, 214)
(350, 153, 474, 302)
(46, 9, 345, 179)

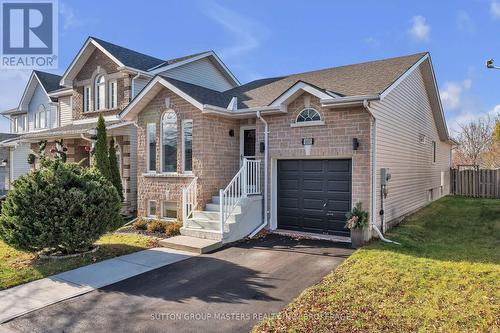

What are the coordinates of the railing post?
(182, 188, 187, 228)
(219, 189, 224, 233)
(243, 158, 248, 197)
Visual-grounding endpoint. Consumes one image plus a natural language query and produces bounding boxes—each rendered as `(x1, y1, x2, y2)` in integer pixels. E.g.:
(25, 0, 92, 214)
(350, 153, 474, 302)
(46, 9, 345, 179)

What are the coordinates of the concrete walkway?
(0, 247, 194, 324)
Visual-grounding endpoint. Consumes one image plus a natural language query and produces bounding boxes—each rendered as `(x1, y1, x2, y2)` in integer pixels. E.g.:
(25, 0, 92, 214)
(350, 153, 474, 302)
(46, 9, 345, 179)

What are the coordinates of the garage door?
(277, 159, 352, 237)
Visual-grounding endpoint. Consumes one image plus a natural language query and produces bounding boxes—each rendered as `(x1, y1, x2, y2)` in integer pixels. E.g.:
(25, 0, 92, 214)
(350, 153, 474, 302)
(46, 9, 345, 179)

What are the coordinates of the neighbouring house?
(0, 37, 239, 214)
(121, 51, 453, 242)
(0, 133, 19, 194)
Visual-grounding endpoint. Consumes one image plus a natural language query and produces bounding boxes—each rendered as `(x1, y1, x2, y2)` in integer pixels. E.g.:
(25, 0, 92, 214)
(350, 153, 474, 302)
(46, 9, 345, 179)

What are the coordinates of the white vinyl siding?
(59, 96, 73, 126)
(370, 65, 452, 228)
(159, 58, 234, 92)
(10, 143, 31, 181)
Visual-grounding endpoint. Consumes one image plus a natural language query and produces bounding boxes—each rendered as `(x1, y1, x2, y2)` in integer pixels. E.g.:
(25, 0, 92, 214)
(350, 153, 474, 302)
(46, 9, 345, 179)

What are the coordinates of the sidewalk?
(0, 247, 195, 323)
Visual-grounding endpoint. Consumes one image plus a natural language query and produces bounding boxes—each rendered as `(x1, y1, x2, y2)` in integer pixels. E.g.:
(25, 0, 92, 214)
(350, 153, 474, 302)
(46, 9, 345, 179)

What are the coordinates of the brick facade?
(255, 92, 372, 223)
(136, 87, 240, 219)
(72, 48, 129, 121)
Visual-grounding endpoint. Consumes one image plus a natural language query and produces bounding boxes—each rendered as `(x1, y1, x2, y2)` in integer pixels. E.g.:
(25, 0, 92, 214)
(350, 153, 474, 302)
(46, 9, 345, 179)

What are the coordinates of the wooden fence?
(450, 168, 500, 198)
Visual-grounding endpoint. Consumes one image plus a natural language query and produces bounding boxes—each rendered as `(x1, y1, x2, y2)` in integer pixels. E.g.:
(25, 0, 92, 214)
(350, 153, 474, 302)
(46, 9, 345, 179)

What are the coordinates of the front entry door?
(240, 127, 256, 164)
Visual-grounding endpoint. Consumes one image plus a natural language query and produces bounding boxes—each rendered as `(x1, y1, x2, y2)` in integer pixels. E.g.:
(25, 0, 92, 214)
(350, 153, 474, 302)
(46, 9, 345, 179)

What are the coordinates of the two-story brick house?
(1, 37, 239, 213)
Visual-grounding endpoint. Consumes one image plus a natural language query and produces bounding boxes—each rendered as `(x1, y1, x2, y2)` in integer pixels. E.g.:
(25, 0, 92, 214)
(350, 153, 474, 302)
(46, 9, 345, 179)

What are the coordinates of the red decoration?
(50, 148, 56, 154)
(84, 145, 91, 152)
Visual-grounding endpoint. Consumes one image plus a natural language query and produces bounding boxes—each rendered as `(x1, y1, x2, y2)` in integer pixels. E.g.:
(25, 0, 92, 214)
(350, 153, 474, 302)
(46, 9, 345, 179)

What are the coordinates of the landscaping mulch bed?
(116, 225, 172, 239)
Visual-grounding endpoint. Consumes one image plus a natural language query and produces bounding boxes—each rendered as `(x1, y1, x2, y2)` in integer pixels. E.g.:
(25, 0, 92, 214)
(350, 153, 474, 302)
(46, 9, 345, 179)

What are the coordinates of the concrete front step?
(180, 227, 223, 241)
(205, 203, 242, 214)
(185, 218, 221, 231)
(159, 235, 223, 254)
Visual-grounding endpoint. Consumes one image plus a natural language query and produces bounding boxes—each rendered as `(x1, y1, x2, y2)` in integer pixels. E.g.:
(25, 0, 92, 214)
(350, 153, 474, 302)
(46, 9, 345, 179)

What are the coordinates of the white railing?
(219, 159, 261, 232)
(182, 177, 198, 227)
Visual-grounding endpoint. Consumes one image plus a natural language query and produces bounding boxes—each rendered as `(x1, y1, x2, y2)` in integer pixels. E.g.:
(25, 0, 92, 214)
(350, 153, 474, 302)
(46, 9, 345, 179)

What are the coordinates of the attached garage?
(277, 159, 352, 237)
(10, 143, 32, 183)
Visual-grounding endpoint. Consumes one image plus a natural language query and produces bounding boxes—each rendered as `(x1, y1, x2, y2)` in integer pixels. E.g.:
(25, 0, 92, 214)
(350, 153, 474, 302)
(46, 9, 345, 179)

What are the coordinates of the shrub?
(0, 159, 122, 254)
(94, 114, 111, 181)
(345, 202, 368, 230)
(108, 138, 123, 201)
(165, 221, 182, 237)
(132, 219, 148, 230)
(146, 220, 168, 233)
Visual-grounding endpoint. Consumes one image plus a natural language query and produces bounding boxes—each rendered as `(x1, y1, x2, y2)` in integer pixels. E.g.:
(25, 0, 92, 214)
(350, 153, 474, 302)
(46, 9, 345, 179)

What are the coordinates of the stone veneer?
(136, 87, 240, 219)
(255, 92, 372, 223)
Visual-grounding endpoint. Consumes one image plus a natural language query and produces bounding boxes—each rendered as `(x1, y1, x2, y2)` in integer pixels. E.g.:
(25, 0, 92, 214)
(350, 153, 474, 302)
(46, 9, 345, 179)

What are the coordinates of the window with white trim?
(35, 104, 46, 129)
(108, 80, 117, 109)
(83, 85, 91, 112)
(432, 141, 437, 163)
(161, 110, 177, 173)
(161, 201, 177, 220)
(182, 120, 193, 173)
(21, 114, 27, 132)
(147, 123, 156, 172)
(95, 75, 106, 111)
(296, 108, 321, 123)
(148, 200, 157, 217)
(12, 116, 18, 133)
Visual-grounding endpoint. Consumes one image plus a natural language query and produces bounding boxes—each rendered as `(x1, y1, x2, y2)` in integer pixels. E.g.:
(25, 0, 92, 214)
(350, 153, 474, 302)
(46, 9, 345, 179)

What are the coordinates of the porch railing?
(182, 177, 198, 227)
(219, 159, 261, 232)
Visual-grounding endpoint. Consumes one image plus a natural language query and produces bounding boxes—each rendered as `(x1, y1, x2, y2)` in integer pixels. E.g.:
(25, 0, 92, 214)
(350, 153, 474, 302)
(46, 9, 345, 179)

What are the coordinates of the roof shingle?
(33, 70, 63, 93)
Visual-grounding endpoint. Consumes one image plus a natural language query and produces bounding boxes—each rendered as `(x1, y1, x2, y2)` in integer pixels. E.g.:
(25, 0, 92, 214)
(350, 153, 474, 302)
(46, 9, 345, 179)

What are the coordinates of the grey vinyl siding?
(370, 65, 452, 228)
(133, 77, 151, 98)
(159, 58, 234, 92)
(59, 95, 73, 126)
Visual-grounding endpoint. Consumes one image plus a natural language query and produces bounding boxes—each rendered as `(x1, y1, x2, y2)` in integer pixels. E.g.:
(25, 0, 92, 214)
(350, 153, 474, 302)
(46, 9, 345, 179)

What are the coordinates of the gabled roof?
(224, 52, 427, 108)
(1, 71, 62, 115)
(89, 37, 166, 71)
(33, 70, 63, 93)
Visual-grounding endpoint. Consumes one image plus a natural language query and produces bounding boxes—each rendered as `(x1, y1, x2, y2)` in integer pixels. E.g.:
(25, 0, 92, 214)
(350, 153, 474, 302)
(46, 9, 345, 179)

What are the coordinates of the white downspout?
(249, 111, 269, 237)
(364, 100, 400, 245)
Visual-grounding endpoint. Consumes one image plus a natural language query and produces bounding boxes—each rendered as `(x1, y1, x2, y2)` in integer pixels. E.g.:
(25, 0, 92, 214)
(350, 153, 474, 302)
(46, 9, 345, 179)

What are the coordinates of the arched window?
(95, 75, 106, 111)
(296, 108, 321, 123)
(161, 110, 177, 173)
(35, 104, 46, 129)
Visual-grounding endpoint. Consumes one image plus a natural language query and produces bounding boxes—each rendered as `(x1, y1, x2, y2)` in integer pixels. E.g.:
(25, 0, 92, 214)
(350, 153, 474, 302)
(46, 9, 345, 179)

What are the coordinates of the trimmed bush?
(132, 219, 148, 230)
(146, 220, 168, 233)
(0, 159, 122, 254)
(109, 138, 123, 201)
(165, 221, 182, 237)
(94, 114, 111, 181)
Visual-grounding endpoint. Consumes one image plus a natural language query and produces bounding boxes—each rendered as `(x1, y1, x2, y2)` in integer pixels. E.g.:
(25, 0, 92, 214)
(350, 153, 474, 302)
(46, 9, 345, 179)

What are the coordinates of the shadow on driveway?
(3, 234, 353, 333)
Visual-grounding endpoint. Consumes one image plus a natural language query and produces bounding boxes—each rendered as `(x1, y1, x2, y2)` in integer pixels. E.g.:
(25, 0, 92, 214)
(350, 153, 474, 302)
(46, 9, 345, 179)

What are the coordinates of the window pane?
(147, 123, 156, 171)
(162, 201, 177, 219)
(162, 111, 177, 173)
(297, 108, 321, 122)
(183, 121, 193, 172)
(148, 201, 157, 216)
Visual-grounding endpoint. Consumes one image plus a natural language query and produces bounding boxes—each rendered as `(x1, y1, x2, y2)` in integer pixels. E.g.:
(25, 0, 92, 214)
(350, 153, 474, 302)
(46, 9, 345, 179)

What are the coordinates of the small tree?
(94, 114, 111, 181)
(109, 138, 124, 201)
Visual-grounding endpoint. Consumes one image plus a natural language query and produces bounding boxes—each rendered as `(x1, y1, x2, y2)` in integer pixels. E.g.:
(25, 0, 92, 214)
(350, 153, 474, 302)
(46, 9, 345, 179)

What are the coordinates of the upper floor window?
(83, 86, 91, 112)
(297, 108, 321, 123)
(109, 80, 117, 109)
(95, 75, 106, 111)
(35, 105, 46, 129)
(12, 115, 27, 133)
(432, 141, 437, 163)
(161, 110, 177, 173)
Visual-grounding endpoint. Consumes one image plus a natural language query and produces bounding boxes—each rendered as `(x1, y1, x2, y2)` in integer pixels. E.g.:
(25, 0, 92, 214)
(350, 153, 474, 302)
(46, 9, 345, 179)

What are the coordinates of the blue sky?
(1, 0, 499, 133)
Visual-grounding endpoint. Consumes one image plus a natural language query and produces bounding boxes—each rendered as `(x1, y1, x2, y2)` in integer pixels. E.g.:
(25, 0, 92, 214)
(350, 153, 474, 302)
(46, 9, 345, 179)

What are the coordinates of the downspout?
(249, 111, 269, 237)
(131, 72, 141, 100)
(363, 100, 400, 245)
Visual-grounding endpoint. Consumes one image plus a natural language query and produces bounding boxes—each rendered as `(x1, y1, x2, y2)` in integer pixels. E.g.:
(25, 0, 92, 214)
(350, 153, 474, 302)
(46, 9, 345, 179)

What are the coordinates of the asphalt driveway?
(1, 235, 353, 333)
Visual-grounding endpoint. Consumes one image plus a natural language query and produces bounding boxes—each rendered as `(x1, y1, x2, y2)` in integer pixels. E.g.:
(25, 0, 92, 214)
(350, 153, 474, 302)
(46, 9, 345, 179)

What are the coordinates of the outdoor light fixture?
(353, 138, 360, 150)
(229, 129, 234, 137)
(486, 59, 500, 69)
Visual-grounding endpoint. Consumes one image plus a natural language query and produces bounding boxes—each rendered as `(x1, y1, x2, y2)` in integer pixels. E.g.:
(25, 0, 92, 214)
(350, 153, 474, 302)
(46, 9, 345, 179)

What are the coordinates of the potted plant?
(345, 202, 369, 248)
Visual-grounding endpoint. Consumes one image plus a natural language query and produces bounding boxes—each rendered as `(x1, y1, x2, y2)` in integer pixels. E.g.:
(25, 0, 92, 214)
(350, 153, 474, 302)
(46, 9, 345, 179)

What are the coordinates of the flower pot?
(350, 228, 368, 248)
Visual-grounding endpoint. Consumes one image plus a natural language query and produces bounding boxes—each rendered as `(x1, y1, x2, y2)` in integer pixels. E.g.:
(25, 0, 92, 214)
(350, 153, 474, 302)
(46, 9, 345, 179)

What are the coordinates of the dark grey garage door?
(277, 159, 352, 237)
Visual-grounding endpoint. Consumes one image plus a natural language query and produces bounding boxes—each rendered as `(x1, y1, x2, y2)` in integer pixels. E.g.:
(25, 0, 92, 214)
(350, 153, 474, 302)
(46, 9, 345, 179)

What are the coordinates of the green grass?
(0, 233, 156, 290)
(254, 197, 500, 333)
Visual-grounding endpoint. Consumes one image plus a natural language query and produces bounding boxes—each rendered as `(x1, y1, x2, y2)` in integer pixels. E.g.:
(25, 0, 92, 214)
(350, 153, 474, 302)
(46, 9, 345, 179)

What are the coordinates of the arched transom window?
(296, 108, 321, 123)
(95, 75, 106, 111)
(161, 110, 177, 173)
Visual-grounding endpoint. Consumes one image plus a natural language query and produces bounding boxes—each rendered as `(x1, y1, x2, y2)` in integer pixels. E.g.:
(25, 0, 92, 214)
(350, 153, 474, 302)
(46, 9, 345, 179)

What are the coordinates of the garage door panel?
(278, 159, 351, 237)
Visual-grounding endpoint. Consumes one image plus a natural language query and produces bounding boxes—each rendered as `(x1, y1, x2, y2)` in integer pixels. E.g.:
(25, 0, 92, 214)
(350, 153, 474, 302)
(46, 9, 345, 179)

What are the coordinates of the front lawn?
(254, 196, 500, 332)
(0, 233, 157, 290)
